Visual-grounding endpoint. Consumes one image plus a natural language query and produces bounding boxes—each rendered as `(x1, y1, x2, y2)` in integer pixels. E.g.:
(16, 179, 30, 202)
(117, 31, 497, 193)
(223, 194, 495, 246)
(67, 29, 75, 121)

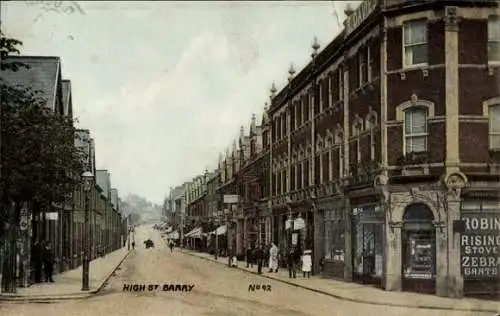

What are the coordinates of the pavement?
(0, 247, 131, 302)
(1, 226, 493, 316)
(0, 223, 159, 302)
(179, 248, 500, 314)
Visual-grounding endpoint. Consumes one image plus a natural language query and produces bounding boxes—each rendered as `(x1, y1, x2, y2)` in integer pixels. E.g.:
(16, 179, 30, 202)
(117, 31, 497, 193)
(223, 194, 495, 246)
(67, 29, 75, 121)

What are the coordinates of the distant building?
(96, 170, 111, 199)
(75, 129, 96, 175)
(111, 188, 119, 211)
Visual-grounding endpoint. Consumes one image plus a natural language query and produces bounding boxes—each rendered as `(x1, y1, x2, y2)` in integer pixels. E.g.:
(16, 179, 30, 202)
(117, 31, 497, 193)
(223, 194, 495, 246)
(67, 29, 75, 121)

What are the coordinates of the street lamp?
(81, 171, 93, 291)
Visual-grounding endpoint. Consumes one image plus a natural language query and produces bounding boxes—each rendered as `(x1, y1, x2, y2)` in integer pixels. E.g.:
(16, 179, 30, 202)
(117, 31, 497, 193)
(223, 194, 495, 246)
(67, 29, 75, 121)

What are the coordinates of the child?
(301, 249, 312, 278)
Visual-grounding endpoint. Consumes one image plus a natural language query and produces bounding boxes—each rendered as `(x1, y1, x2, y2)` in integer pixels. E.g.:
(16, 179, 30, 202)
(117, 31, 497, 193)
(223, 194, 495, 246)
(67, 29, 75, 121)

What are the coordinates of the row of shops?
(166, 186, 500, 298)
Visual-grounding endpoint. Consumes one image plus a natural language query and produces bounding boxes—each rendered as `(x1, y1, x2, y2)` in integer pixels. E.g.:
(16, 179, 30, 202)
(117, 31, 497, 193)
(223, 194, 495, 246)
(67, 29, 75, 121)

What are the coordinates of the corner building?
(268, 0, 500, 298)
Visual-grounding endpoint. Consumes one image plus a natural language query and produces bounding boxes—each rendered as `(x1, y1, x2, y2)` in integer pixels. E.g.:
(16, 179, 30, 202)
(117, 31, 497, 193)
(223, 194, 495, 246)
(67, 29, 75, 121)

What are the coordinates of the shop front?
(401, 203, 436, 294)
(351, 203, 384, 287)
(460, 198, 500, 297)
(320, 199, 346, 279)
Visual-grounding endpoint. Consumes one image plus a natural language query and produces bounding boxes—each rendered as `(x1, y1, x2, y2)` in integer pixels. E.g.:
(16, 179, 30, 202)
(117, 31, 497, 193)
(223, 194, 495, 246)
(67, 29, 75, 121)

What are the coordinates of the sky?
(2, 1, 360, 204)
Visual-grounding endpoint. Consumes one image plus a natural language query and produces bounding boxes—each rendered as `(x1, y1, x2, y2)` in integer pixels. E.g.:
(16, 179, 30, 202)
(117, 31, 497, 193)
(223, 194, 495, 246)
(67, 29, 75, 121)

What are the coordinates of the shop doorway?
(401, 203, 436, 294)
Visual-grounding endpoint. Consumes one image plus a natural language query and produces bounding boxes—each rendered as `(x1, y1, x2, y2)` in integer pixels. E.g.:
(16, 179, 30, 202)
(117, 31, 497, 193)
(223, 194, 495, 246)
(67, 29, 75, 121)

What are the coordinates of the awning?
(168, 230, 179, 239)
(210, 225, 227, 236)
(185, 227, 202, 238)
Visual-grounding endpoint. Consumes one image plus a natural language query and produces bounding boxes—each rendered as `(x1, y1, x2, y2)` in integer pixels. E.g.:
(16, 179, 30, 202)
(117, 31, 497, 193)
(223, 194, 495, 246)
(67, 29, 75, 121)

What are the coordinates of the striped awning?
(185, 227, 202, 238)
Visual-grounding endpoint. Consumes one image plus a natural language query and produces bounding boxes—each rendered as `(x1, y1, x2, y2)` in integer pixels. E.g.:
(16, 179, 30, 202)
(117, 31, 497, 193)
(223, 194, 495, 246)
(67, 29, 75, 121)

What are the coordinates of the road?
(0, 226, 494, 316)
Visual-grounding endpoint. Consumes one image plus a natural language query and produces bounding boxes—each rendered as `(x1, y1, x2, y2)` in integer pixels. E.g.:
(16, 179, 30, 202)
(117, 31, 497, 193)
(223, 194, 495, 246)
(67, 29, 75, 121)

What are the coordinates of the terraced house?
(268, 0, 500, 298)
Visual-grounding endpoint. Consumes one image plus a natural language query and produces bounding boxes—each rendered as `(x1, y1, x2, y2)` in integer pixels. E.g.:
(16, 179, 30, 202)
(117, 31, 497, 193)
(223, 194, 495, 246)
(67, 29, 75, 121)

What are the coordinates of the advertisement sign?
(460, 213, 500, 279)
(223, 195, 239, 204)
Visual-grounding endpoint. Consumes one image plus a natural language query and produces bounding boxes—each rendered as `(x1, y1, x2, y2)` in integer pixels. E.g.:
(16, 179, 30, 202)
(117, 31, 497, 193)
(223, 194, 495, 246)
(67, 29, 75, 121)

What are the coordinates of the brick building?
(267, 0, 500, 298)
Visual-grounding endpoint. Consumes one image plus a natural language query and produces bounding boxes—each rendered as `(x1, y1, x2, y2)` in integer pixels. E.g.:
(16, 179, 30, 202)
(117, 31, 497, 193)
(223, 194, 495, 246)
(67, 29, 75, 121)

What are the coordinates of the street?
(0, 226, 493, 316)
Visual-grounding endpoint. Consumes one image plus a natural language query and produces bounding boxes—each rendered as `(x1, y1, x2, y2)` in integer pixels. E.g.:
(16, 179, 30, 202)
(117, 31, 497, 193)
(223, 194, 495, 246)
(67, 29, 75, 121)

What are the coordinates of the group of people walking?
(244, 243, 312, 278)
(31, 240, 55, 283)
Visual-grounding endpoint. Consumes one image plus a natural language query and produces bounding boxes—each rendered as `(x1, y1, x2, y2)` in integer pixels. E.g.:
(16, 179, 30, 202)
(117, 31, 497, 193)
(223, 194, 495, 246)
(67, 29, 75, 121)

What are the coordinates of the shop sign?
(460, 213, 500, 279)
(345, 0, 378, 36)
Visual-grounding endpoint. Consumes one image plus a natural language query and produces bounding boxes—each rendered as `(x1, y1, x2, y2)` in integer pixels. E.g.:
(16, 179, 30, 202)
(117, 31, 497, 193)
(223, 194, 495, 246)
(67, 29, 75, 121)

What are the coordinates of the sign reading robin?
(460, 214, 500, 279)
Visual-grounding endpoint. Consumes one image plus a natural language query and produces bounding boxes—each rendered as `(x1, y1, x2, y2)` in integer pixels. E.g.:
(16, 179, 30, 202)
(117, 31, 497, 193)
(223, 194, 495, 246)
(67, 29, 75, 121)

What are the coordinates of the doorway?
(401, 203, 436, 294)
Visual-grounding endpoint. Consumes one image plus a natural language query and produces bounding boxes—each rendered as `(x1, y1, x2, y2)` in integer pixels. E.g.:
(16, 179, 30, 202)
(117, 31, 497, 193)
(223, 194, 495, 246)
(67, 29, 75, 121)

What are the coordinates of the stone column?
(444, 7, 460, 174)
(435, 219, 448, 297)
(446, 192, 463, 297)
(385, 220, 403, 291)
(343, 198, 352, 281)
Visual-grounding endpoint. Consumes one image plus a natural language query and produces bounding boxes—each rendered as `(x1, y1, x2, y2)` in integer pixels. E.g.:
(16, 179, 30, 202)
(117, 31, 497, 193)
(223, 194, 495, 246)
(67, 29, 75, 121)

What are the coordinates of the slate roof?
(61, 79, 72, 116)
(2, 56, 61, 111)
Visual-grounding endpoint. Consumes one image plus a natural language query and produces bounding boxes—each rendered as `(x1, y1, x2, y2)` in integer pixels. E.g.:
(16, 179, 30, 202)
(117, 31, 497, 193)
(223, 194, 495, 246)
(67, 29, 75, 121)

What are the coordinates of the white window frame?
(403, 107, 429, 155)
(489, 104, 500, 151)
(403, 19, 428, 68)
(488, 16, 500, 64)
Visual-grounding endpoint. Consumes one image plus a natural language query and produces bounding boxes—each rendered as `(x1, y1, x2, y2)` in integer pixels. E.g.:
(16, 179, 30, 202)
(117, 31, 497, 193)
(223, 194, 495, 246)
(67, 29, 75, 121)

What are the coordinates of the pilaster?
(385, 220, 403, 291)
(343, 197, 352, 280)
(444, 7, 460, 173)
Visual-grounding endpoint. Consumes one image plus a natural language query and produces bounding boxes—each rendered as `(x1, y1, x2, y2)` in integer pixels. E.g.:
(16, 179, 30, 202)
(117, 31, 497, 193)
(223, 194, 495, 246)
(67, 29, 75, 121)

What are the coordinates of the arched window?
(489, 104, 500, 150)
(404, 107, 428, 154)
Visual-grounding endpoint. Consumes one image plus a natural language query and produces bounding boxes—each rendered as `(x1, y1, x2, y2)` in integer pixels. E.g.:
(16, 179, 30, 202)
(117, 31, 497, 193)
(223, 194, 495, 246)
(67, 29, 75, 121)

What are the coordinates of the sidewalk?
(0, 247, 130, 302)
(180, 248, 500, 314)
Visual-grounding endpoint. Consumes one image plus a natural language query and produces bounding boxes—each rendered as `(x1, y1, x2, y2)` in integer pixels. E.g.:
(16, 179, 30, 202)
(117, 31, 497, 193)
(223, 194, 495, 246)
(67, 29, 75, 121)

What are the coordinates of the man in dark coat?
(287, 247, 297, 278)
(246, 245, 254, 268)
(31, 240, 43, 283)
(255, 244, 265, 274)
(42, 241, 55, 282)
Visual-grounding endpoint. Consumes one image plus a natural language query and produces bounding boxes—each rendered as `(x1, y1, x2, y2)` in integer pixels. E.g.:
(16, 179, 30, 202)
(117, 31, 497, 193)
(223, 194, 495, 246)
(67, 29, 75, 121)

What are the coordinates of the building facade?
(266, 0, 500, 298)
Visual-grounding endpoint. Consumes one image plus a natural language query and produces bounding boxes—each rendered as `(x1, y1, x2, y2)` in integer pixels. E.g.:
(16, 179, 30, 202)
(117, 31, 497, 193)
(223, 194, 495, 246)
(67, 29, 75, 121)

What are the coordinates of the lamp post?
(81, 171, 93, 291)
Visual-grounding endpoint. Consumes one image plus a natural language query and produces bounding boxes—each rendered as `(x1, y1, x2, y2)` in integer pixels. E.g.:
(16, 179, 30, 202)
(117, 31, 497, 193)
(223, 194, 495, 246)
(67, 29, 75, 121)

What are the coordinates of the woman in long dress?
(301, 249, 312, 278)
(268, 243, 279, 273)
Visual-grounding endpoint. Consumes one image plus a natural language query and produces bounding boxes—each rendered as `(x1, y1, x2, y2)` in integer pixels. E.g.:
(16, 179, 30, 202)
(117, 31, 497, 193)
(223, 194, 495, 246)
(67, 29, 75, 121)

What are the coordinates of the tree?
(1, 31, 85, 293)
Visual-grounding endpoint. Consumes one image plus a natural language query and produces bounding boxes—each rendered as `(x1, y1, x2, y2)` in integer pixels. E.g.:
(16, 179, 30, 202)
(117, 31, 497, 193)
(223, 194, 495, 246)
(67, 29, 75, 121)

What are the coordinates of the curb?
(0, 249, 132, 303)
(181, 250, 499, 314)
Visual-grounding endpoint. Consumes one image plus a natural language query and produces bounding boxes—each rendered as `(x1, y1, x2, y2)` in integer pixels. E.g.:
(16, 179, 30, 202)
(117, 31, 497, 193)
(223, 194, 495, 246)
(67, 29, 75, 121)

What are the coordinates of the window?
(404, 107, 428, 154)
(489, 104, 500, 150)
(403, 20, 428, 67)
(488, 16, 500, 63)
(338, 68, 344, 100)
(359, 48, 367, 86)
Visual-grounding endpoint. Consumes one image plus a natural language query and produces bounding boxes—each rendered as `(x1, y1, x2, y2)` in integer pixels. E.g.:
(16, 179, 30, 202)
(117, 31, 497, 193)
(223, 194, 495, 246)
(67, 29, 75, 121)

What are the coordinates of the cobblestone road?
(0, 227, 494, 316)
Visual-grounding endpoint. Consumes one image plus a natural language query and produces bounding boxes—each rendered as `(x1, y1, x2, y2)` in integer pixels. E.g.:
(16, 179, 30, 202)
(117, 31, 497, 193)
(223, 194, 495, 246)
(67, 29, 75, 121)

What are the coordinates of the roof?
(2, 56, 61, 111)
(61, 79, 72, 116)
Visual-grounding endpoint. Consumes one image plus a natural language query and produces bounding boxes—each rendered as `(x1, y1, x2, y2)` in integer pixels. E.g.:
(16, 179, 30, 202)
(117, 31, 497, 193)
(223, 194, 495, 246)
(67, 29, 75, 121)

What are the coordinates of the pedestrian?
(268, 242, 279, 273)
(287, 247, 297, 278)
(246, 244, 254, 268)
(31, 240, 43, 283)
(42, 241, 55, 283)
(256, 244, 264, 274)
(132, 241, 135, 249)
(168, 239, 175, 252)
(301, 249, 312, 278)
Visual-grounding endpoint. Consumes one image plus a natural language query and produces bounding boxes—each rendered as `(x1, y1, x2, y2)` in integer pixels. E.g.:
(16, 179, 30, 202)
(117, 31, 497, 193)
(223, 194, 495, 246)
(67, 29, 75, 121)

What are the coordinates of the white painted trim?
(482, 97, 500, 117)
(395, 97, 436, 121)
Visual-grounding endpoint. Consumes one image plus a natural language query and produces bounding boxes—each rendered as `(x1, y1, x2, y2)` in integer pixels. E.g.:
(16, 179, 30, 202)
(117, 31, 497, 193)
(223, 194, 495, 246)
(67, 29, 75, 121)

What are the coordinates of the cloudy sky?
(2, 1, 360, 204)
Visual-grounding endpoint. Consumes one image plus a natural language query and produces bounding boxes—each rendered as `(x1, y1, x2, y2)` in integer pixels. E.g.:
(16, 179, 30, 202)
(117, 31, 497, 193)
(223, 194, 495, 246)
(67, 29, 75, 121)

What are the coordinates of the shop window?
(489, 104, 500, 150)
(404, 107, 428, 154)
(488, 16, 500, 63)
(402, 203, 436, 290)
(403, 19, 428, 67)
